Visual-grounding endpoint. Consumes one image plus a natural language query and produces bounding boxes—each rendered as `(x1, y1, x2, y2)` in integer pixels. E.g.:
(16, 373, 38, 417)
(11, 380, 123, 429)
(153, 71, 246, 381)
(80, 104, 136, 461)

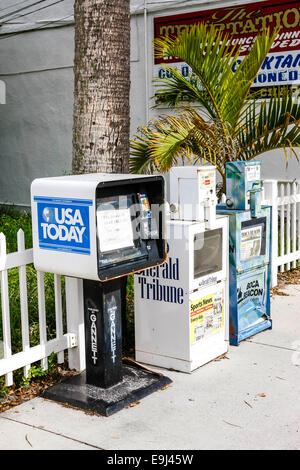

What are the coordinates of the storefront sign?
(154, 0, 300, 93)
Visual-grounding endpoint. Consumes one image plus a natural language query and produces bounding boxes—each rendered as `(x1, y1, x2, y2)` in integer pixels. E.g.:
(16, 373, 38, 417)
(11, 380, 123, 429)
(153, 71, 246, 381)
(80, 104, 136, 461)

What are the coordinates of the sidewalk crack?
(247, 340, 298, 352)
(0, 415, 105, 450)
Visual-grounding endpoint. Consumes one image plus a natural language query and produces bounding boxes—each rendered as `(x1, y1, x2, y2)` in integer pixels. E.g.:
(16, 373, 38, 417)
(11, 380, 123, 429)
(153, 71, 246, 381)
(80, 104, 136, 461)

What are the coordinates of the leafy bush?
(0, 208, 65, 393)
(124, 274, 135, 353)
(3, 266, 64, 353)
(0, 207, 32, 251)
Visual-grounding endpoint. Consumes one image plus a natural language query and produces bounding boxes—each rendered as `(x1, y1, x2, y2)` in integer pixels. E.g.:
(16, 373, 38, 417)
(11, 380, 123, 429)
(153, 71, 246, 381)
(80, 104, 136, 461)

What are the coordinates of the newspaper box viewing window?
(96, 192, 160, 275)
(240, 218, 267, 262)
(194, 228, 223, 279)
(95, 181, 164, 281)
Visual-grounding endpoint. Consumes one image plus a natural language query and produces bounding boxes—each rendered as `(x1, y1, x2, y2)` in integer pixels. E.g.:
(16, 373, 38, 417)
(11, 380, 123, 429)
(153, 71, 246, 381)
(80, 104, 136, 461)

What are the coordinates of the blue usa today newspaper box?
(31, 173, 166, 281)
(31, 173, 171, 416)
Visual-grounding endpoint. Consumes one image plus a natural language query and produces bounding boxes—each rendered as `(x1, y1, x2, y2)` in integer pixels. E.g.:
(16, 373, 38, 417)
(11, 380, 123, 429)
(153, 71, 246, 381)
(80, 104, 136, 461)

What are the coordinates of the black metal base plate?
(42, 362, 172, 417)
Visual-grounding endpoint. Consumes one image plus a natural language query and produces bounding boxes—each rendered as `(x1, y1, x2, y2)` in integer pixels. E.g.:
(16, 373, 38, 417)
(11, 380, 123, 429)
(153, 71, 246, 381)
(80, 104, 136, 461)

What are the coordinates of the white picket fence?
(263, 179, 300, 287)
(0, 230, 85, 387)
(1, 179, 300, 387)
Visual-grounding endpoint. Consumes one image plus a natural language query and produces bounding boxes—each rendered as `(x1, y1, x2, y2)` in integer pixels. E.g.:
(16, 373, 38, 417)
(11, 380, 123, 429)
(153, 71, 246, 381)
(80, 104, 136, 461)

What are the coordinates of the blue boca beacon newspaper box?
(217, 161, 272, 346)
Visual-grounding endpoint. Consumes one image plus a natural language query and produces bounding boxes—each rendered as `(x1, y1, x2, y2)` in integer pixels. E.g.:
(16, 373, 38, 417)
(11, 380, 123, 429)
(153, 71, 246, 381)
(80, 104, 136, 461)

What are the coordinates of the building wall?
(0, 0, 299, 207)
(0, 25, 74, 207)
(0, 0, 75, 207)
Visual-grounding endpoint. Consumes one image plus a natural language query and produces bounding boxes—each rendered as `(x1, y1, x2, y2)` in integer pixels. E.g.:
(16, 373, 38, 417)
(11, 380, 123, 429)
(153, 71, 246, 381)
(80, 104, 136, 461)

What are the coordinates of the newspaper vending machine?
(217, 161, 272, 345)
(31, 173, 171, 415)
(134, 166, 229, 373)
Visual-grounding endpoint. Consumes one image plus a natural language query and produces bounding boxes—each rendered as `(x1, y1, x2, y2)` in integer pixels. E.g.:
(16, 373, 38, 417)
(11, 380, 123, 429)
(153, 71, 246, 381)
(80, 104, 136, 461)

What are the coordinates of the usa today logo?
(35, 196, 92, 255)
(41, 206, 87, 243)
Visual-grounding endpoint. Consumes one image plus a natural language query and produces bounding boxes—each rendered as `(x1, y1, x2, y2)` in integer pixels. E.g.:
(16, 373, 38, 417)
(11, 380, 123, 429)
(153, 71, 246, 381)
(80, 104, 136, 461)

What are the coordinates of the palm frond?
(153, 68, 218, 120)
(154, 23, 242, 128)
(154, 23, 278, 133)
(226, 27, 280, 130)
(130, 107, 236, 176)
(237, 86, 300, 161)
(130, 117, 189, 174)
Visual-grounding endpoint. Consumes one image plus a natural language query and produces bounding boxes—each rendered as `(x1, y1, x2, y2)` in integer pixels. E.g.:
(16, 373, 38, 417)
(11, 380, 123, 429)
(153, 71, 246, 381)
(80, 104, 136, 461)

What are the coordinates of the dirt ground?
(0, 366, 78, 414)
(270, 268, 300, 296)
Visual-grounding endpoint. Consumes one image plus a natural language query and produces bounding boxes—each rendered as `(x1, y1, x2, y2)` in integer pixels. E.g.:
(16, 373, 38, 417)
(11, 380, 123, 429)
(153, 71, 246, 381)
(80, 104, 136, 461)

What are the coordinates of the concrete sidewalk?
(1, 284, 300, 450)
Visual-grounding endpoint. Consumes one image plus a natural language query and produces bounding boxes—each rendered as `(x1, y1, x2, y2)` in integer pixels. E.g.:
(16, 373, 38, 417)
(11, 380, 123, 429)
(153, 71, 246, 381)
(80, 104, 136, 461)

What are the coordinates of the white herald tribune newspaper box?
(169, 165, 217, 229)
(31, 173, 166, 281)
(134, 215, 229, 373)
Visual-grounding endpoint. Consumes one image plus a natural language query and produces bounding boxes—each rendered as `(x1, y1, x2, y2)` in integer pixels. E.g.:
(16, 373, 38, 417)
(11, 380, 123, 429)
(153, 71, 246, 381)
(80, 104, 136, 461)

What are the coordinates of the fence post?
(291, 181, 297, 269)
(54, 274, 64, 364)
(37, 271, 48, 371)
(65, 277, 85, 371)
(0, 233, 13, 386)
(263, 180, 278, 287)
(17, 229, 31, 378)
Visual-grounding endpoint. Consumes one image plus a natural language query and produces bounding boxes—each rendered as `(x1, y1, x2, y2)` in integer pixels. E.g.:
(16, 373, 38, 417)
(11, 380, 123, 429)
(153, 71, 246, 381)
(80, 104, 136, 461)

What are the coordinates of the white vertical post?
(291, 182, 297, 269)
(280, 183, 285, 273)
(263, 180, 279, 287)
(37, 271, 48, 371)
(0, 233, 13, 386)
(54, 274, 64, 364)
(286, 183, 291, 271)
(271, 181, 279, 287)
(65, 277, 85, 371)
(17, 229, 31, 378)
(296, 181, 300, 266)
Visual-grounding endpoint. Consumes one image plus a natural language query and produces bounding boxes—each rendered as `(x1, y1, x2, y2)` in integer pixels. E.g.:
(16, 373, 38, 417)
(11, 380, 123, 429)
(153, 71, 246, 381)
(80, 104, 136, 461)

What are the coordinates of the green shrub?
(0, 208, 65, 393)
(124, 275, 135, 353)
(0, 207, 32, 252)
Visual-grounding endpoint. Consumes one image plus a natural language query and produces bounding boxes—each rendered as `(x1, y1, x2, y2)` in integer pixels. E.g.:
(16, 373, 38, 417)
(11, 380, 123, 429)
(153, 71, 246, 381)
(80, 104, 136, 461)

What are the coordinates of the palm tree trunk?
(72, 0, 130, 174)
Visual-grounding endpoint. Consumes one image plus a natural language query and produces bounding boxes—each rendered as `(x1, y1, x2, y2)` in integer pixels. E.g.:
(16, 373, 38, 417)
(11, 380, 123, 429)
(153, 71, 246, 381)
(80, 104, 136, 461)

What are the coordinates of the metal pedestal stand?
(43, 278, 172, 416)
